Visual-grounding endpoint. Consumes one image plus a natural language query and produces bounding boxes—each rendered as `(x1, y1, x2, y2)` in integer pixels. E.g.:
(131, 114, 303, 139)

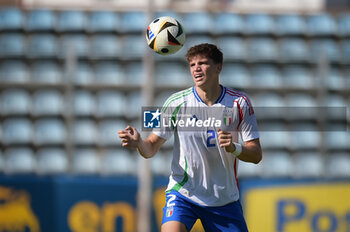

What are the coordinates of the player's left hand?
(217, 129, 235, 153)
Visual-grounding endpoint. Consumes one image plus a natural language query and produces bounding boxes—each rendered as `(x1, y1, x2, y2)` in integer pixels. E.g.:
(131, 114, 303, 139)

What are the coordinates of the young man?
(118, 43, 262, 232)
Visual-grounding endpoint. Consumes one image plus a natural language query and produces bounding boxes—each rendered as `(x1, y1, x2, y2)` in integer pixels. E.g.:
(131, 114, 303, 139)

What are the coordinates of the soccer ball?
(146, 16, 186, 55)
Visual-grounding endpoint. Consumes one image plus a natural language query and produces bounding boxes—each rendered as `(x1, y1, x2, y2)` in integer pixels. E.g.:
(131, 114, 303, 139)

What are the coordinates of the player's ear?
(216, 63, 222, 73)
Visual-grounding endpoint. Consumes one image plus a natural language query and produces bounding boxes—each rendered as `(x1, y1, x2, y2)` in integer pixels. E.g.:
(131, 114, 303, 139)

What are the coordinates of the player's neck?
(195, 84, 222, 106)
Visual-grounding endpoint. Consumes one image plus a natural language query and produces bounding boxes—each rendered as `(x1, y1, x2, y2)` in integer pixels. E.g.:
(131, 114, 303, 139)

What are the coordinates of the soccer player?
(118, 43, 262, 232)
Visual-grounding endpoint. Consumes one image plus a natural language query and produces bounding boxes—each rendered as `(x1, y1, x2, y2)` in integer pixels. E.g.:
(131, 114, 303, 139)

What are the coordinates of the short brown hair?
(186, 43, 223, 64)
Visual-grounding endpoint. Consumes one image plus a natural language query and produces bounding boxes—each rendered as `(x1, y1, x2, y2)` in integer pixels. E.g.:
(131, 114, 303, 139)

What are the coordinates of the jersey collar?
(193, 85, 226, 104)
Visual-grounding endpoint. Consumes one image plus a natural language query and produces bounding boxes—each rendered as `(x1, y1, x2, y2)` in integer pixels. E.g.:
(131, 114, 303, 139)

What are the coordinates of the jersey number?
(167, 194, 176, 207)
(207, 130, 216, 147)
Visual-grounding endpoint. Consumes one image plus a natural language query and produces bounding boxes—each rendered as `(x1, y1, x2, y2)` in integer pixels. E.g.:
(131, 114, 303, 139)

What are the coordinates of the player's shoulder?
(163, 87, 193, 107)
(224, 86, 252, 103)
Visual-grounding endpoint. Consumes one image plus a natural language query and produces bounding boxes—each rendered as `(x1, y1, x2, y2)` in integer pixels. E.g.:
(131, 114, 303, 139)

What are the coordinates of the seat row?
(1, 8, 350, 36)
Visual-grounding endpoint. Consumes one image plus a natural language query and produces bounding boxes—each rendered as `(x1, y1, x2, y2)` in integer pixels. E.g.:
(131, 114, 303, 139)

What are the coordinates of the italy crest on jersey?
(223, 108, 233, 126)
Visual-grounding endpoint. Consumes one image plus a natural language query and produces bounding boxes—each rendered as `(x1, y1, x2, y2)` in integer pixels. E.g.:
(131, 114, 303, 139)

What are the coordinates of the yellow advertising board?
(245, 182, 350, 232)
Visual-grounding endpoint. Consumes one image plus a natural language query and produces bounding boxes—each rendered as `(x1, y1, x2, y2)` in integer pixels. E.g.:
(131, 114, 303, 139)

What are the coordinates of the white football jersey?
(153, 86, 259, 206)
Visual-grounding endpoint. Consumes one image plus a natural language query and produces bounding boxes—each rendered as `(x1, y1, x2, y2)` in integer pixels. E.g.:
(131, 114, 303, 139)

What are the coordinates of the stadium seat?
(27, 34, 57, 58)
(56, 10, 86, 32)
(338, 13, 350, 36)
(74, 62, 94, 84)
(294, 152, 324, 178)
(285, 93, 318, 120)
(246, 38, 277, 61)
(244, 13, 275, 35)
(98, 119, 127, 146)
(120, 11, 146, 33)
(32, 90, 64, 115)
(121, 35, 147, 59)
(182, 12, 213, 34)
(94, 61, 125, 84)
(310, 39, 341, 62)
(101, 149, 137, 175)
(35, 118, 66, 145)
(0, 33, 25, 57)
(90, 35, 122, 58)
(275, 14, 306, 35)
(325, 123, 349, 150)
(327, 68, 346, 90)
(155, 11, 183, 22)
(151, 150, 172, 176)
(0, 7, 23, 30)
(37, 148, 68, 174)
(261, 151, 293, 177)
(155, 62, 191, 87)
(0, 61, 29, 83)
(326, 152, 350, 177)
(213, 13, 244, 35)
(126, 91, 142, 118)
(154, 90, 178, 106)
(220, 63, 251, 88)
(282, 65, 314, 88)
(307, 13, 338, 36)
(324, 95, 347, 120)
(73, 119, 98, 145)
(216, 36, 246, 61)
(250, 64, 282, 88)
(74, 90, 96, 116)
(259, 122, 290, 149)
(340, 39, 350, 62)
(88, 11, 119, 32)
(184, 35, 215, 51)
(278, 38, 310, 62)
(238, 159, 263, 177)
(252, 93, 285, 107)
(59, 34, 89, 58)
(1, 89, 31, 115)
(26, 9, 56, 31)
(4, 148, 36, 174)
(96, 91, 126, 117)
(124, 62, 144, 86)
(73, 149, 100, 174)
(31, 61, 61, 83)
(3, 118, 33, 144)
(289, 122, 320, 150)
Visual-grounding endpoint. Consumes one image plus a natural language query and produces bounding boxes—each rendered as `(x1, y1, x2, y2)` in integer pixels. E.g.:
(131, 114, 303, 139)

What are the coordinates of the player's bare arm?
(118, 126, 166, 159)
(217, 129, 262, 164)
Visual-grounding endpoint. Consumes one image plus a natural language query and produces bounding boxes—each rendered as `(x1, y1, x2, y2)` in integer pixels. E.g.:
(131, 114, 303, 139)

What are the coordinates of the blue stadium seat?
(35, 118, 66, 145)
(31, 61, 61, 83)
(122, 35, 147, 59)
(27, 34, 57, 58)
(151, 150, 172, 176)
(216, 36, 246, 61)
(184, 35, 215, 51)
(213, 13, 244, 35)
(338, 13, 350, 36)
(155, 62, 191, 87)
(3, 118, 33, 144)
(126, 91, 142, 118)
(154, 90, 178, 106)
(0, 33, 25, 57)
(182, 12, 213, 34)
(326, 152, 350, 177)
(325, 123, 349, 150)
(124, 62, 144, 86)
(74, 90, 96, 116)
(275, 14, 306, 35)
(279, 38, 310, 62)
(244, 13, 275, 35)
(0, 61, 29, 83)
(88, 11, 119, 32)
(289, 122, 320, 150)
(96, 91, 126, 117)
(120, 11, 145, 33)
(26, 9, 56, 31)
(238, 158, 263, 177)
(37, 148, 68, 174)
(98, 119, 127, 145)
(59, 34, 89, 58)
(73, 149, 100, 174)
(220, 63, 251, 88)
(294, 152, 324, 178)
(0, 7, 23, 30)
(74, 119, 98, 145)
(74, 62, 94, 84)
(155, 11, 183, 22)
(250, 65, 282, 88)
(261, 151, 293, 177)
(32, 90, 64, 115)
(94, 61, 125, 84)
(247, 38, 277, 61)
(310, 39, 341, 62)
(282, 65, 314, 88)
(327, 68, 345, 90)
(325, 95, 347, 120)
(4, 148, 36, 174)
(101, 149, 137, 175)
(259, 122, 290, 149)
(90, 35, 122, 58)
(57, 10, 86, 32)
(285, 93, 318, 120)
(252, 93, 285, 107)
(1, 89, 31, 115)
(340, 39, 350, 62)
(307, 13, 338, 36)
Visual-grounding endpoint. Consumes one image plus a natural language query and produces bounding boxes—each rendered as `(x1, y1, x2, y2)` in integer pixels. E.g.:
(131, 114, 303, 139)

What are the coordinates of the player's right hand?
(118, 126, 141, 148)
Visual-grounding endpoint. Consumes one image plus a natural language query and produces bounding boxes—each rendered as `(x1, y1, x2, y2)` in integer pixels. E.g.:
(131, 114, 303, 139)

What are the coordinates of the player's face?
(189, 55, 222, 88)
